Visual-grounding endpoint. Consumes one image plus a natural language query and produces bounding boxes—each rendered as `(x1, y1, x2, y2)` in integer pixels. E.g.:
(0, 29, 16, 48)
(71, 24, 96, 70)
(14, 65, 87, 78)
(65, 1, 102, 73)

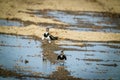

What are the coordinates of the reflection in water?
(0, 34, 120, 80)
(41, 41, 76, 79)
(1, 9, 120, 80)
(0, 34, 56, 79)
(41, 41, 60, 63)
(57, 41, 120, 80)
(0, 34, 73, 80)
(42, 58, 51, 75)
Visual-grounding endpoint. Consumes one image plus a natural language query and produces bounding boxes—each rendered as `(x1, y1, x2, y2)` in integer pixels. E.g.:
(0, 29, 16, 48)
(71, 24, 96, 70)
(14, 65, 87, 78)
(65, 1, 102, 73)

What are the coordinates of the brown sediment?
(103, 44, 120, 49)
(85, 54, 94, 56)
(0, 67, 50, 79)
(41, 41, 61, 63)
(55, 40, 85, 46)
(0, 67, 22, 77)
(49, 66, 83, 80)
(20, 9, 120, 19)
(0, 67, 82, 80)
(82, 58, 104, 62)
(5, 17, 69, 27)
(97, 63, 118, 67)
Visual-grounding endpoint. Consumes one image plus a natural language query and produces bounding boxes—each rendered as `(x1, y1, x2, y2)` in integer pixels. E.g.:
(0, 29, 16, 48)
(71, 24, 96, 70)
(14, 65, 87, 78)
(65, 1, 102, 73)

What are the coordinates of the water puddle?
(0, 34, 57, 79)
(0, 19, 24, 27)
(23, 9, 120, 32)
(0, 34, 120, 80)
(3, 9, 120, 33)
(55, 40, 120, 80)
(0, 9, 120, 80)
(47, 11, 120, 33)
(0, 77, 20, 80)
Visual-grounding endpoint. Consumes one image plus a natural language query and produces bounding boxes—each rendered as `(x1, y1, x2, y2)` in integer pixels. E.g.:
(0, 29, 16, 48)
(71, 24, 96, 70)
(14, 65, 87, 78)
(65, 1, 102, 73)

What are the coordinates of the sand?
(0, 0, 120, 25)
(0, 25, 120, 42)
(0, 0, 120, 37)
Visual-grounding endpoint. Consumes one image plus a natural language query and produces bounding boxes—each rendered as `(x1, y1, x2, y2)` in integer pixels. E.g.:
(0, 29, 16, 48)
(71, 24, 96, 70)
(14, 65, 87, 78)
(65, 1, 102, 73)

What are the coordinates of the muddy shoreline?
(0, 25, 120, 42)
(20, 9, 120, 18)
(0, 32, 120, 80)
(0, 67, 82, 80)
(0, 0, 120, 80)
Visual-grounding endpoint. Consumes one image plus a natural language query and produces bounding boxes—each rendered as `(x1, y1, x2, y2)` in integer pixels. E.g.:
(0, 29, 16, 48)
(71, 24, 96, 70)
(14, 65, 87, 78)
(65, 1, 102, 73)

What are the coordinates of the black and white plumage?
(44, 32, 50, 38)
(57, 54, 67, 60)
(42, 28, 58, 43)
(57, 50, 67, 60)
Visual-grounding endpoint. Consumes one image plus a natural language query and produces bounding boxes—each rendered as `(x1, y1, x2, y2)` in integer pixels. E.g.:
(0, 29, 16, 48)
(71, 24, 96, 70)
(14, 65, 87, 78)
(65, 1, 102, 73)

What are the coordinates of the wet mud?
(2, 9, 119, 33)
(16, 9, 120, 33)
(0, 18, 24, 27)
(0, 10, 120, 80)
(0, 18, 38, 27)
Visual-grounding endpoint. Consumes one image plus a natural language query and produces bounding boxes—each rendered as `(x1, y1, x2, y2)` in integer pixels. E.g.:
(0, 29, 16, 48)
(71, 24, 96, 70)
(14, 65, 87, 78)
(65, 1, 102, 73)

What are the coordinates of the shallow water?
(0, 19, 24, 27)
(0, 10, 120, 80)
(0, 34, 57, 79)
(0, 34, 120, 80)
(1, 10, 120, 33)
(57, 41, 120, 80)
(0, 77, 20, 80)
(47, 11, 120, 33)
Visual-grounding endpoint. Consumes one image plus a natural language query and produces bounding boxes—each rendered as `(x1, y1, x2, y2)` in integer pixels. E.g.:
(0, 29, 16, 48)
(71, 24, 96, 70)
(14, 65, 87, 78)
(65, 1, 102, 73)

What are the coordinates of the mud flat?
(0, 34, 120, 80)
(0, 0, 120, 42)
(0, 25, 120, 42)
(0, 0, 120, 26)
(0, 34, 83, 80)
(0, 0, 120, 80)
